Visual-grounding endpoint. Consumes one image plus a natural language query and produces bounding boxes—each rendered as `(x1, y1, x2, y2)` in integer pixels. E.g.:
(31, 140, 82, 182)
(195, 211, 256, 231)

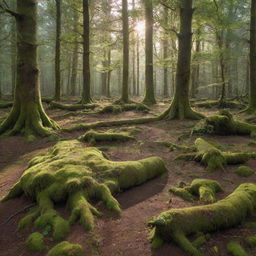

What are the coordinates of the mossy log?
(3, 140, 167, 240)
(193, 110, 256, 138)
(192, 100, 245, 109)
(227, 241, 249, 256)
(176, 138, 256, 172)
(78, 129, 134, 144)
(47, 241, 83, 256)
(25, 232, 45, 252)
(99, 103, 150, 114)
(169, 179, 223, 203)
(49, 101, 97, 111)
(149, 183, 256, 256)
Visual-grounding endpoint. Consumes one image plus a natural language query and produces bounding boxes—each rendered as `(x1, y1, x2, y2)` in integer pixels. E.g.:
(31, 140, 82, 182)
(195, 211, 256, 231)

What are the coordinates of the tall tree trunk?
(11, 15, 16, 98)
(120, 0, 129, 103)
(54, 0, 61, 101)
(70, 10, 79, 97)
(0, 0, 58, 139)
(161, 0, 203, 120)
(247, 0, 256, 111)
(143, 0, 156, 105)
(81, 0, 92, 104)
(136, 32, 140, 96)
(106, 50, 111, 98)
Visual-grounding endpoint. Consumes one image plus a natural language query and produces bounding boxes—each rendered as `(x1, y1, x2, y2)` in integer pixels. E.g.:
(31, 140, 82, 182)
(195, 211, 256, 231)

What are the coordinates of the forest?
(1, 0, 256, 255)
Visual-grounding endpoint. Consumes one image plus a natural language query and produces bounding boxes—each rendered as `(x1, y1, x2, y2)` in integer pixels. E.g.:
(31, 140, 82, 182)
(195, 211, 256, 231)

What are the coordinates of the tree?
(161, 0, 203, 120)
(54, 0, 61, 101)
(143, 0, 156, 105)
(0, 0, 58, 139)
(81, 0, 92, 104)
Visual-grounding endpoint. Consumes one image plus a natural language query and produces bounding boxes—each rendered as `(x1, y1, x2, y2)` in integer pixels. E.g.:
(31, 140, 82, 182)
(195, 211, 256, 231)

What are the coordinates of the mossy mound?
(192, 110, 256, 138)
(99, 102, 150, 114)
(155, 141, 196, 152)
(47, 241, 83, 256)
(245, 236, 256, 248)
(169, 179, 223, 203)
(25, 232, 45, 252)
(78, 129, 134, 145)
(149, 183, 256, 256)
(235, 166, 254, 177)
(193, 100, 245, 109)
(227, 241, 248, 256)
(3, 140, 167, 240)
(176, 138, 256, 172)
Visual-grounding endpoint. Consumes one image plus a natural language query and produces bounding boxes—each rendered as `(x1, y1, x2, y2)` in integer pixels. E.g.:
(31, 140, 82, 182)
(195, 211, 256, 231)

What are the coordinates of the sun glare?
(135, 21, 145, 36)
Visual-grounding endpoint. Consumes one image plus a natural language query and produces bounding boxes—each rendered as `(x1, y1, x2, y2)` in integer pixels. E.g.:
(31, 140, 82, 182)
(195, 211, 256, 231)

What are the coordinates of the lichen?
(46, 241, 83, 256)
(3, 140, 167, 241)
(235, 166, 254, 177)
(25, 232, 45, 252)
(149, 183, 256, 256)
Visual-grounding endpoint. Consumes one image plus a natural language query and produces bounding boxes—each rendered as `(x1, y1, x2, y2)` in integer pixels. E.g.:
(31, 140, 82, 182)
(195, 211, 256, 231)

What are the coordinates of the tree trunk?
(54, 0, 61, 101)
(248, 0, 256, 111)
(143, 0, 156, 105)
(81, 0, 92, 104)
(120, 0, 129, 103)
(106, 50, 111, 98)
(136, 32, 140, 96)
(0, 0, 59, 139)
(161, 0, 203, 120)
(11, 13, 16, 98)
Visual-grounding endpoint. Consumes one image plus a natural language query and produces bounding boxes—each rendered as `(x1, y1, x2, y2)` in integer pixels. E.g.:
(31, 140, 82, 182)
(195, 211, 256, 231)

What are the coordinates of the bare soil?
(0, 102, 256, 256)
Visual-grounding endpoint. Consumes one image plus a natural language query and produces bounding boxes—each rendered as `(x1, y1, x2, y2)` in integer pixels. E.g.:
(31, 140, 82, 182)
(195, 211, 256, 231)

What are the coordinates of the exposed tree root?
(175, 138, 256, 172)
(78, 129, 134, 145)
(169, 179, 223, 203)
(227, 241, 248, 256)
(49, 101, 97, 111)
(149, 183, 256, 256)
(192, 100, 245, 109)
(2, 140, 167, 241)
(193, 110, 256, 138)
(47, 241, 83, 256)
(99, 102, 150, 114)
(0, 102, 59, 140)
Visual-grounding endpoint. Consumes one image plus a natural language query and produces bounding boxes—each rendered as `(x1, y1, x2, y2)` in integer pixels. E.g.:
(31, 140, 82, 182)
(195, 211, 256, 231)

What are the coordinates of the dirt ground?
(1, 101, 256, 256)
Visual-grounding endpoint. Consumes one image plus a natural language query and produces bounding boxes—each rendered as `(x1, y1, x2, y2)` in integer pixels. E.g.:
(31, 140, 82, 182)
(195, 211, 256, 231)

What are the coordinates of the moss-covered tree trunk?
(160, 0, 203, 120)
(142, 0, 156, 105)
(120, 0, 129, 103)
(247, 0, 256, 111)
(81, 0, 92, 104)
(136, 32, 140, 96)
(0, 0, 58, 139)
(54, 0, 61, 101)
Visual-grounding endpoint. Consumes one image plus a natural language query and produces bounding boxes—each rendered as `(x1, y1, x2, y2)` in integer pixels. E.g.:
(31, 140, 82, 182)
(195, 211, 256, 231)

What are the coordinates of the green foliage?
(227, 241, 248, 256)
(245, 236, 256, 248)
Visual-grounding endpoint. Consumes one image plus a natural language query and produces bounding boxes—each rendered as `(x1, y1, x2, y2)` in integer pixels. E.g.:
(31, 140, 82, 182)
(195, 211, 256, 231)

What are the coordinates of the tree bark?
(161, 0, 203, 120)
(0, 0, 59, 139)
(54, 0, 61, 101)
(81, 0, 92, 104)
(136, 32, 140, 96)
(143, 0, 156, 105)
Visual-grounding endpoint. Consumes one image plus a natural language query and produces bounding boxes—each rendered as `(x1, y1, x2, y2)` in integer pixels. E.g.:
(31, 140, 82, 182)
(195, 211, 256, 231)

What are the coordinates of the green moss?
(25, 232, 45, 252)
(235, 166, 254, 177)
(245, 236, 256, 248)
(99, 102, 149, 114)
(78, 129, 134, 145)
(192, 234, 207, 248)
(149, 183, 256, 256)
(169, 186, 194, 202)
(244, 221, 256, 228)
(47, 241, 83, 256)
(227, 241, 248, 256)
(3, 140, 167, 241)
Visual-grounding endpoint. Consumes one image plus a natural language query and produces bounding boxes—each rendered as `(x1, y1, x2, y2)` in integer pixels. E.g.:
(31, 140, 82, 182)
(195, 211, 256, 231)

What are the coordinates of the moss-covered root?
(227, 241, 249, 256)
(169, 179, 223, 203)
(193, 110, 256, 138)
(245, 236, 256, 248)
(176, 138, 256, 172)
(78, 129, 134, 145)
(149, 183, 256, 256)
(3, 140, 167, 238)
(47, 241, 83, 256)
(26, 232, 45, 252)
(49, 101, 97, 111)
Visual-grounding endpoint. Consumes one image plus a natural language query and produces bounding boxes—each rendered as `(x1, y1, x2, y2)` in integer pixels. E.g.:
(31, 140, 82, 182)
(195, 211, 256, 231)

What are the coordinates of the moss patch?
(25, 232, 45, 252)
(245, 236, 256, 248)
(3, 140, 167, 240)
(149, 183, 256, 256)
(235, 166, 254, 177)
(227, 241, 248, 256)
(47, 241, 83, 256)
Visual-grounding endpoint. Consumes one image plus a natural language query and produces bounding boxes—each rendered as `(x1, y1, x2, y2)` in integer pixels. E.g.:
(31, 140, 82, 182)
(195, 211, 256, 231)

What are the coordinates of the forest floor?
(0, 99, 256, 256)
